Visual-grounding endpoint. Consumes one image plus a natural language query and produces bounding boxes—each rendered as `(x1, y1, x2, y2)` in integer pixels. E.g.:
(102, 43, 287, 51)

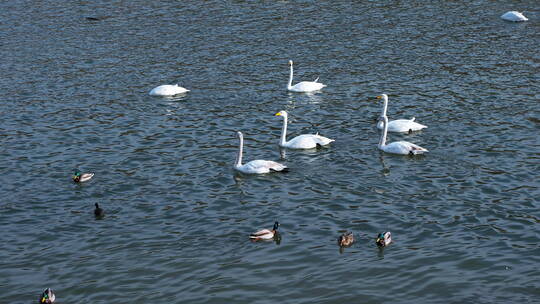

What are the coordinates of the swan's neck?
(381, 96, 388, 118)
(280, 114, 288, 146)
(287, 64, 293, 90)
(379, 116, 388, 148)
(235, 135, 243, 167)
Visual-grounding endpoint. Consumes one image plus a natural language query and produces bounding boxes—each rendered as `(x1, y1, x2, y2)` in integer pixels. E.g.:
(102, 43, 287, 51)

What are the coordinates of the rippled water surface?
(1, 1, 539, 303)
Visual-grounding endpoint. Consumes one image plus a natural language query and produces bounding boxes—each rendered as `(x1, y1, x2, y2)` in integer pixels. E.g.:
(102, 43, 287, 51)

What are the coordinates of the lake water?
(1, 1, 539, 303)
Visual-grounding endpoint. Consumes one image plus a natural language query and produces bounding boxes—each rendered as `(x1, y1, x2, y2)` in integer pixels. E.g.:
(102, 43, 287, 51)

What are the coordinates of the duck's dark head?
(72, 171, 81, 182)
(273, 221, 279, 231)
(376, 233, 386, 247)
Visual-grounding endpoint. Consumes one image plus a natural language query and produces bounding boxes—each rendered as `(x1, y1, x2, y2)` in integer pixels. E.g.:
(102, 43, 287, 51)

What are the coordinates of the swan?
(234, 131, 288, 174)
(287, 60, 326, 92)
(376, 232, 392, 247)
(501, 11, 528, 22)
(39, 288, 56, 304)
(376, 94, 427, 133)
(378, 115, 428, 155)
(250, 221, 279, 241)
(275, 110, 334, 149)
(149, 84, 189, 96)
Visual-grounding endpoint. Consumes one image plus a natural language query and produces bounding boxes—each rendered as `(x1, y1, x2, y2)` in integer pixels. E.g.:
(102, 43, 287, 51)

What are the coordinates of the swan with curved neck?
(275, 110, 334, 149)
(377, 96, 428, 155)
(234, 131, 288, 174)
(149, 84, 189, 96)
(287, 60, 326, 92)
(376, 94, 427, 133)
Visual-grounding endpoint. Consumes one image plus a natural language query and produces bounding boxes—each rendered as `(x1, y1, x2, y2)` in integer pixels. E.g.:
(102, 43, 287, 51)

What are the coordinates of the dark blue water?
(1, 1, 539, 303)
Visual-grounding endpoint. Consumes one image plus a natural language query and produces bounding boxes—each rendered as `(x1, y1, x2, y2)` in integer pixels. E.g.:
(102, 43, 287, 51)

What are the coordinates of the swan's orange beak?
(376, 95, 382, 99)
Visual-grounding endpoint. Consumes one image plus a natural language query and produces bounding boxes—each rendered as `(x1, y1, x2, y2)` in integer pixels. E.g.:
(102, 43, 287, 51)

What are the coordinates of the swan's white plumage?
(376, 94, 427, 133)
(234, 131, 287, 174)
(287, 60, 326, 92)
(501, 11, 528, 22)
(149, 84, 189, 96)
(377, 99, 428, 155)
(275, 110, 334, 149)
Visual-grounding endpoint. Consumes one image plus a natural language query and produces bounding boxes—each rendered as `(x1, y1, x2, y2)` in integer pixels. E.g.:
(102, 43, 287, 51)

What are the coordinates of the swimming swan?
(149, 84, 189, 96)
(275, 110, 334, 149)
(287, 60, 326, 92)
(234, 131, 288, 174)
(376, 94, 427, 133)
(378, 104, 428, 155)
(501, 11, 528, 22)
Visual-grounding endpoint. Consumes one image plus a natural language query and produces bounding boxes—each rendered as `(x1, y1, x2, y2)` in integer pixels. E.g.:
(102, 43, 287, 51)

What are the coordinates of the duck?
(287, 60, 326, 92)
(73, 170, 94, 183)
(376, 94, 427, 133)
(94, 203, 104, 218)
(338, 231, 354, 247)
(149, 84, 189, 96)
(39, 288, 55, 304)
(376, 232, 392, 247)
(250, 221, 279, 240)
(275, 110, 334, 149)
(501, 11, 528, 22)
(234, 131, 288, 174)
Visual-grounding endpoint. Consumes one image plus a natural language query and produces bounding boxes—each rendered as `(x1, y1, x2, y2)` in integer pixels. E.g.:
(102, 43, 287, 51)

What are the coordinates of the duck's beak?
(376, 238, 381, 243)
(41, 297, 46, 303)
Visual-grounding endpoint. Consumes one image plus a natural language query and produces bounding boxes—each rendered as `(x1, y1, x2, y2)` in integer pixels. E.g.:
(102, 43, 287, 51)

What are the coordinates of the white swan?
(376, 94, 427, 133)
(149, 84, 189, 96)
(378, 115, 428, 155)
(275, 110, 334, 149)
(501, 11, 528, 22)
(287, 60, 326, 92)
(234, 131, 288, 174)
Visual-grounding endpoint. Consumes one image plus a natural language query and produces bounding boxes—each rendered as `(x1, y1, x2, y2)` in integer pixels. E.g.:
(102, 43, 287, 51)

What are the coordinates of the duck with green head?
(72, 170, 94, 183)
(39, 288, 55, 304)
(376, 232, 392, 247)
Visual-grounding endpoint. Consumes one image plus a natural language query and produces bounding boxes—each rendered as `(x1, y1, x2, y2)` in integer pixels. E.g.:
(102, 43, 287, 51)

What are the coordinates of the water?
(1, 1, 539, 303)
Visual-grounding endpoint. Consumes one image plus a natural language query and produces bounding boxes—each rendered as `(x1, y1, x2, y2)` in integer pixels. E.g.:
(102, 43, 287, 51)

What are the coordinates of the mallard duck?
(275, 110, 334, 149)
(287, 60, 326, 92)
(39, 288, 55, 304)
(250, 221, 279, 241)
(94, 203, 104, 218)
(72, 170, 94, 183)
(234, 132, 288, 174)
(149, 84, 189, 96)
(338, 231, 354, 247)
(376, 232, 392, 247)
